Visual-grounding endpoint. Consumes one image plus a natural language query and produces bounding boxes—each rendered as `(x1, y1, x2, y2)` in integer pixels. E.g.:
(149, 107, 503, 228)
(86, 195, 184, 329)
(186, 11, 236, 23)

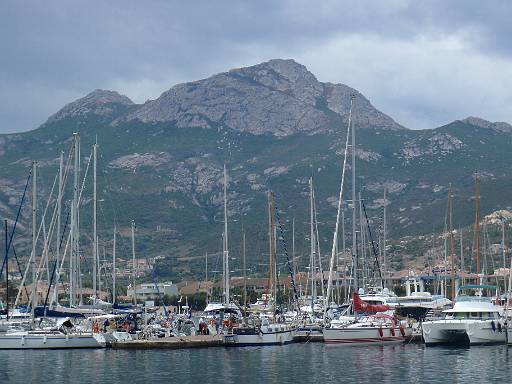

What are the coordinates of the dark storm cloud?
(1, 0, 511, 132)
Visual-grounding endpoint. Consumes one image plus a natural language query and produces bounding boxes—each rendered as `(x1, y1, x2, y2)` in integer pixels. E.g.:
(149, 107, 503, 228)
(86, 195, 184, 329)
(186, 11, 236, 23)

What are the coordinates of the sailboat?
(321, 96, 412, 345)
(0, 157, 105, 349)
(224, 192, 296, 346)
(202, 165, 242, 323)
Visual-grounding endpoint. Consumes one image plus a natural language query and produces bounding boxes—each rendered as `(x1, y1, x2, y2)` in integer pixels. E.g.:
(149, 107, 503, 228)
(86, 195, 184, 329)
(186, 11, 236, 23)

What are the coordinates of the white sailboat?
(225, 192, 296, 345)
(202, 165, 242, 323)
(0, 156, 105, 349)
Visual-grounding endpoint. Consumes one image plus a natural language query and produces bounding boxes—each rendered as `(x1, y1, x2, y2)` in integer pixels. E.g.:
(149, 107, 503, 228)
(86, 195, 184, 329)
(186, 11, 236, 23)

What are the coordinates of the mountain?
(118, 59, 402, 134)
(1, 59, 512, 282)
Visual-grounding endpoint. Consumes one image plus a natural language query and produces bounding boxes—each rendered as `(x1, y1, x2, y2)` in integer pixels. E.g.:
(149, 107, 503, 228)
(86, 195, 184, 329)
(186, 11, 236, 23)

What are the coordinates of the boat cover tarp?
(353, 292, 390, 314)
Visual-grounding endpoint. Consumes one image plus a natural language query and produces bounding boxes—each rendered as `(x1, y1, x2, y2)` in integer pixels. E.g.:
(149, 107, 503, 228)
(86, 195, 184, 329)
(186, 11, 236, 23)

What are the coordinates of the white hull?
(422, 320, 506, 345)
(324, 326, 412, 346)
(225, 324, 296, 346)
(0, 332, 106, 349)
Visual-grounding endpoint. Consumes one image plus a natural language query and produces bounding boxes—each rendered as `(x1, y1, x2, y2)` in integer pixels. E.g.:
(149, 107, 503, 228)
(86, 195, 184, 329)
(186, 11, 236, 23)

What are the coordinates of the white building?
(127, 282, 178, 300)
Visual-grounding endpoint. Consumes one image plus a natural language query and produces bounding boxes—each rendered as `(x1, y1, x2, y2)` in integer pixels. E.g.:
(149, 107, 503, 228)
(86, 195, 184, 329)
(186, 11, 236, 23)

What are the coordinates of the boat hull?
(323, 326, 412, 346)
(225, 325, 296, 346)
(422, 320, 506, 346)
(0, 332, 106, 349)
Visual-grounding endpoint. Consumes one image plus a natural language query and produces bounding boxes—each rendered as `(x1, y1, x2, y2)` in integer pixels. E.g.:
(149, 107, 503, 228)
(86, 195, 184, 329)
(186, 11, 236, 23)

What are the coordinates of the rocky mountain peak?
(45, 89, 134, 125)
(460, 116, 512, 132)
(119, 59, 404, 135)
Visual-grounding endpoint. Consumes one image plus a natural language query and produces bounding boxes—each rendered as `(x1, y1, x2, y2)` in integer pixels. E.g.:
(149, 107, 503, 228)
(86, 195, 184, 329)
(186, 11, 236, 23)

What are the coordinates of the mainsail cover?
(352, 292, 390, 314)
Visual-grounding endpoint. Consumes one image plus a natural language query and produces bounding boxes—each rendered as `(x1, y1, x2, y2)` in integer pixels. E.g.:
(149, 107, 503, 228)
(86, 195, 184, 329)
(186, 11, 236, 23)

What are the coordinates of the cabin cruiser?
(224, 316, 296, 346)
(422, 285, 506, 346)
(394, 292, 452, 320)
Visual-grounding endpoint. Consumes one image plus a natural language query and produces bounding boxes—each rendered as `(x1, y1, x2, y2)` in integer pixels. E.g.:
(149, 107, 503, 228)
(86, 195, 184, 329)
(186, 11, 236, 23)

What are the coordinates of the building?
(127, 282, 178, 300)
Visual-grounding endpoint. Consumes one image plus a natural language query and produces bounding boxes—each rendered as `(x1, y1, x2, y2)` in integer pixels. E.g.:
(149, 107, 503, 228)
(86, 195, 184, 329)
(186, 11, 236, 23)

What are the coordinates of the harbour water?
(1, 343, 510, 383)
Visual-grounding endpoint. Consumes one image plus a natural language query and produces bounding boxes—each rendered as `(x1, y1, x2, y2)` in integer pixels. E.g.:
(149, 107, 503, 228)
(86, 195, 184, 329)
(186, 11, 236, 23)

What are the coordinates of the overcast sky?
(1, 0, 511, 133)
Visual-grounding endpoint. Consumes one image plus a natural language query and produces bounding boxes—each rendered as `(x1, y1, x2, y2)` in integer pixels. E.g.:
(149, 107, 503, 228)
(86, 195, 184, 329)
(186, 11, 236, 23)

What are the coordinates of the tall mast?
(93, 141, 97, 299)
(460, 229, 465, 286)
(242, 229, 247, 311)
(268, 192, 277, 318)
(292, 218, 296, 279)
(502, 219, 507, 293)
(383, 188, 387, 285)
(323, 95, 354, 319)
(57, 151, 63, 283)
(448, 185, 456, 299)
(351, 96, 358, 291)
(475, 173, 481, 276)
(70, 133, 80, 306)
(267, 192, 273, 300)
(310, 177, 316, 312)
(205, 251, 208, 304)
(5, 219, 8, 321)
(131, 220, 137, 305)
(223, 165, 230, 305)
(112, 225, 116, 304)
(31, 161, 37, 326)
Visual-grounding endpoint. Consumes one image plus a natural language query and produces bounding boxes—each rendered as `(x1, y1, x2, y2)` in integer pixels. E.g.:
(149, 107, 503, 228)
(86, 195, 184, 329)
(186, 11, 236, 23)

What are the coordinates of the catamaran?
(422, 285, 505, 345)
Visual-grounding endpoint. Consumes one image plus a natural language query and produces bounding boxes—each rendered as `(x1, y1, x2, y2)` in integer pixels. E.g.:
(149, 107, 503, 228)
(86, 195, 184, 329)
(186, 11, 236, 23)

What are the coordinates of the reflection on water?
(0, 343, 510, 383)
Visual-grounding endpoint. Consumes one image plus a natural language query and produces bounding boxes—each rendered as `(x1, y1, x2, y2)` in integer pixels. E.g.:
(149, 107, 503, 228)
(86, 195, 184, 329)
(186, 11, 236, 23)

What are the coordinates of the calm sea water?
(0, 343, 510, 383)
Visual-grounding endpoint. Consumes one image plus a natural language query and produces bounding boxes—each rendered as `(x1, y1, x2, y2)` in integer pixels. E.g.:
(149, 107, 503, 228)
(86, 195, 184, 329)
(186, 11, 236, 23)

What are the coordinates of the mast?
(112, 225, 116, 304)
(242, 229, 247, 311)
(460, 229, 465, 286)
(93, 141, 97, 299)
(268, 192, 277, 319)
(502, 219, 507, 293)
(323, 95, 354, 319)
(309, 177, 316, 312)
(131, 220, 137, 305)
(57, 151, 63, 284)
(448, 185, 456, 299)
(31, 161, 37, 327)
(5, 219, 8, 321)
(70, 133, 80, 306)
(222, 165, 230, 305)
(205, 251, 208, 304)
(292, 218, 296, 279)
(351, 96, 358, 291)
(475, 173, 481, 276)
(383, 188, 387, 286)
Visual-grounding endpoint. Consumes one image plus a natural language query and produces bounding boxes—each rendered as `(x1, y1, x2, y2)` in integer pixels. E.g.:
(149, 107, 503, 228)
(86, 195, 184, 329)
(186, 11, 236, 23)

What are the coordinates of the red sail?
(352, 292, 390, 314)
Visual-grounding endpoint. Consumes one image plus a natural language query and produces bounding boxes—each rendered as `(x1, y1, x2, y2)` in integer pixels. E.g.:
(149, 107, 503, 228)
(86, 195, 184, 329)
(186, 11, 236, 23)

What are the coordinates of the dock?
(111, 335, 224, 349)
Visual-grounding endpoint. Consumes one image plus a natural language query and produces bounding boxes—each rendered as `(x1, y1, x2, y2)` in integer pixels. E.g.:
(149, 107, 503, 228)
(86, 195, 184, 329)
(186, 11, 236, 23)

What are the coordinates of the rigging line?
(12, 244, 30, 303)
(272, 192, 300, 313)
(361, 198, 383, 288)
(0, 167, 31, 279)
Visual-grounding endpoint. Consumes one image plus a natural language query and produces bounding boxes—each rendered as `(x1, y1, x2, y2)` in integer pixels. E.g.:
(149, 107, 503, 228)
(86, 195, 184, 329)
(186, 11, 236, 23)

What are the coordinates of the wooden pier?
(111, 335, 224, 349)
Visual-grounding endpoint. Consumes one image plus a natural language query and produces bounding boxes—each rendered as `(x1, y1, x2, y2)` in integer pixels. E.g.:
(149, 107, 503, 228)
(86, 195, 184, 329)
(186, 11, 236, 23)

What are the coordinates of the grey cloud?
(0, 0, 511, 132)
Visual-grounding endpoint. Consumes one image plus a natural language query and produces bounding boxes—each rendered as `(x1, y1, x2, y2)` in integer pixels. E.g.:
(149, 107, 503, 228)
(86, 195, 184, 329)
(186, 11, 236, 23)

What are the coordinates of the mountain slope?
(1, 59, 512, 282)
